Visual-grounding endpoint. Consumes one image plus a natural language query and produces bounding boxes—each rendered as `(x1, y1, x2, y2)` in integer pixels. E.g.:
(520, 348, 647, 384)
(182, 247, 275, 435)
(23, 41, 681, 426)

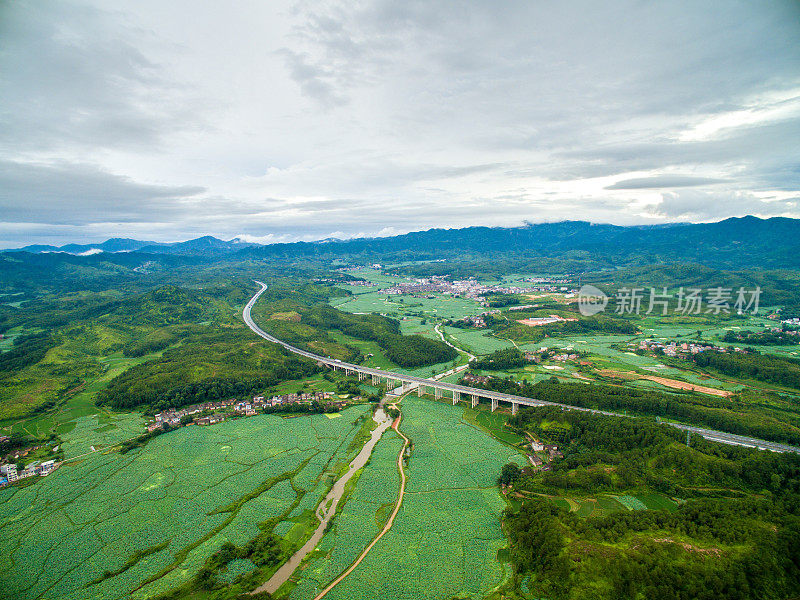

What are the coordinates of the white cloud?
(0, 0, 799, 247)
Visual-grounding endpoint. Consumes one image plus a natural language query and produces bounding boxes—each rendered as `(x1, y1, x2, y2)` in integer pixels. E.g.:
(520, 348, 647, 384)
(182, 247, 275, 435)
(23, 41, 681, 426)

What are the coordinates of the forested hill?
(237, 216, 800, 269)
(4, 216, 800, 294)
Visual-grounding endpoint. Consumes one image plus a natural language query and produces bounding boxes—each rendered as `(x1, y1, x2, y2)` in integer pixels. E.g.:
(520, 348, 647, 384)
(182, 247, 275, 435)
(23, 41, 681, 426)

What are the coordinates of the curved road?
(243, 281, 800, 454)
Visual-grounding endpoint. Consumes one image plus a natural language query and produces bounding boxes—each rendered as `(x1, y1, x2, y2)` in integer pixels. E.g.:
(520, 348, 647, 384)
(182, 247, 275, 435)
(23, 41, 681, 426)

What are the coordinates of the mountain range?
(3, 216, 800, 271)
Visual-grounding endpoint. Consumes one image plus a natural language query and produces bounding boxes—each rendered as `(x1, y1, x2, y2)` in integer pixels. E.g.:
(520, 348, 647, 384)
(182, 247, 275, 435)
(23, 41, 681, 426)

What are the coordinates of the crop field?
(0, 407, 369, 600)
(443, 326, 514, 355)
(460, 406, 526, 447)
(267, 373, 340, 396)
(60, 412, 145, 459)
(397, 316, 440, 339)
(291, 397, 525, 600)
(539, 494, 668, 516)
(288, 430, 404, 599)
(332, 274, 485, 322)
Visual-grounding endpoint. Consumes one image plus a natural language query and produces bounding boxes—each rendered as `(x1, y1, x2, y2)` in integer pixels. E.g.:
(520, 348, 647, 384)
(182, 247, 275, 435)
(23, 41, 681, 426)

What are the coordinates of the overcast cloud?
(0, 0, 798, 248)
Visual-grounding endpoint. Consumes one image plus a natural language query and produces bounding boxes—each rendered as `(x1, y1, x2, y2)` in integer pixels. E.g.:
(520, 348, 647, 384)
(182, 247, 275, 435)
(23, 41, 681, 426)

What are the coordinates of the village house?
(462, 373, 493, 385)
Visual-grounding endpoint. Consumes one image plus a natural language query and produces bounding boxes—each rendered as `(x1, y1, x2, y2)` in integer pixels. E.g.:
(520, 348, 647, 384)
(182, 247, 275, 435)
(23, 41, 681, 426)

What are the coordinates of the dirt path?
(596, 369, 732, 397)
(434, 323, 476, 361)
(314, 406, 410, 600)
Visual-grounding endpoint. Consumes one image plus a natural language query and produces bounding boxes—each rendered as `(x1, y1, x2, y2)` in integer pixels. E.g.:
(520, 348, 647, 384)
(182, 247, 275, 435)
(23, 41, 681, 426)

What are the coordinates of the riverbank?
(314, 400, 410, 599)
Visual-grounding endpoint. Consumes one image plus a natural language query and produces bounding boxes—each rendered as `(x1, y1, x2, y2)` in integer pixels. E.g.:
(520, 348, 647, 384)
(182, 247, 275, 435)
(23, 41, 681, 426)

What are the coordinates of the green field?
(287, 429, 404, 599)
(0, 407, 370, 600)
(331, 270, 486, 323)
(290, 397, 526, 600)
(443, 326, 514, 355)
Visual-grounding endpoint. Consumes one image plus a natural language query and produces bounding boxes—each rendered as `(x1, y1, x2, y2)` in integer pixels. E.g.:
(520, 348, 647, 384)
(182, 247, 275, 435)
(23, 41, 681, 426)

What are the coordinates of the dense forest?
(0, 332, 57, 372)
(502, 408, 800, 600)
(97, 328, 319, 411)
(470, 347, 526, 370)
(504, 496, 800, 600)
(508, 408, 800, 494)
(721, 329, 799, 346)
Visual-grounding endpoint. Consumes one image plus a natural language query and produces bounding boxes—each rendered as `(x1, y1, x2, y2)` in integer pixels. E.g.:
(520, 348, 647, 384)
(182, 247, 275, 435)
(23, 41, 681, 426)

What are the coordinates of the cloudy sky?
(1, 0, 798, 248)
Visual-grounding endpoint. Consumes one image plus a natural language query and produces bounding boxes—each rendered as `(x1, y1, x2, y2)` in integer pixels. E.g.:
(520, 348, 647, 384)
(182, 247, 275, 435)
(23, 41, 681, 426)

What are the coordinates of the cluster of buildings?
(634, 339, 747, 358)
(462, 373, 493, 385)
(314, 277, 377, 287)
(147, 391, 344, 433)
(527, 351, 581, 363)
(0, 436, 63, 487)
(455, 310, 500, 328)
(2, 441, 42, 463)
(382, 276, 575, 304)
(1, 459, 58, 486)
(527, 438, 563, 469)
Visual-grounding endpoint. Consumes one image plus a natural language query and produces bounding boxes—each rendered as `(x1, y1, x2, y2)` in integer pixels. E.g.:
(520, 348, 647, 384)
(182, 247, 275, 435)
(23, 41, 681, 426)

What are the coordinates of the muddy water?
(253, 406, 393, 595)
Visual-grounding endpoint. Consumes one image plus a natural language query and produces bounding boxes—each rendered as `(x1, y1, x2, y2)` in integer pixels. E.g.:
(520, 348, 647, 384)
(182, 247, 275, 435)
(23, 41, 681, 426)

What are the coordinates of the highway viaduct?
(244, 281, 800, 454)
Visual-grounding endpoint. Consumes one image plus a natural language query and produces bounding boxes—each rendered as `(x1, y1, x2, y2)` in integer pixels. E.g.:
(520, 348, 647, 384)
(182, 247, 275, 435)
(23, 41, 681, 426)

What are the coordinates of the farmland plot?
(291, 398, 525, 600)
(0, 407, 368, 600)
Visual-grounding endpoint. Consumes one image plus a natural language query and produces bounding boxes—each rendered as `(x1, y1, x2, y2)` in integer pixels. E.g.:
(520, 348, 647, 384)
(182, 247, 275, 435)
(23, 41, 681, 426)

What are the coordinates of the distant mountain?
(137, 236, 259, 256)
(8, 237, 158, 255)
(4, 216, 800, 270)
(236, 216, 800, 270)
(5, 236, 258, 257)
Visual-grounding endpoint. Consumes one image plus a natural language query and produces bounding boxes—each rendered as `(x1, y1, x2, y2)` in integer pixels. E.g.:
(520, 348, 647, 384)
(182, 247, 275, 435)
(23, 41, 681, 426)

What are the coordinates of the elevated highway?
(244, 281, 800, 454)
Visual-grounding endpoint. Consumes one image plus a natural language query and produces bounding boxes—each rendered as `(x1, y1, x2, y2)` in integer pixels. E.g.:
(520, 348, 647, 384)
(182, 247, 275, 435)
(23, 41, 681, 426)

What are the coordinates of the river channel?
(253, 404, 393, 595)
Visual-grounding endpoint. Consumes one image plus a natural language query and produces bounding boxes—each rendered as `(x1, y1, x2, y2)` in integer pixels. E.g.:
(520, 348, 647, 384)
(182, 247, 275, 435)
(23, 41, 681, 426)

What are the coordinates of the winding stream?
(253, 405, 393, 595)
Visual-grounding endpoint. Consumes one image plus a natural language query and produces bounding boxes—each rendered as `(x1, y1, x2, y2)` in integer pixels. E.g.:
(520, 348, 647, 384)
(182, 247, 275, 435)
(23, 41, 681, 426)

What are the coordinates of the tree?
(500, 462, 522, 485)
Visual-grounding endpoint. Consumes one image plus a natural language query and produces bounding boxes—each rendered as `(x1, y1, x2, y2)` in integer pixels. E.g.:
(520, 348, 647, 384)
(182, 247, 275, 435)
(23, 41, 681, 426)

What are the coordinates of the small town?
(0, 445, 59, 487)
(632, 339, 751, 358)
(381, 276, 576, 302)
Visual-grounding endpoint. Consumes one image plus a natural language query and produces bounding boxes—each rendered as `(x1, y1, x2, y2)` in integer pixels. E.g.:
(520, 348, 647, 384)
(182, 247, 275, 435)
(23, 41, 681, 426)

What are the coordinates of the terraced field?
(0, 407, 369, 600)
(290, 397, 527, 600)
(544, 492, 677, 516)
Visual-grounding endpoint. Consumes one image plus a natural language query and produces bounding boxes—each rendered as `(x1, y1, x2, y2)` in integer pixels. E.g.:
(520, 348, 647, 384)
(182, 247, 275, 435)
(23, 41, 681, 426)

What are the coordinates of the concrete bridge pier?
(471, 394, 479, 408)
(435, 387, 443, 399)
(491, 398, 498, 412)
(372, 375, 379, 386)
(417, 384, 424, 397)
(452, 390, 461, 406)
(358, 372, 366, 381)
(511, 402, 518, 415)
